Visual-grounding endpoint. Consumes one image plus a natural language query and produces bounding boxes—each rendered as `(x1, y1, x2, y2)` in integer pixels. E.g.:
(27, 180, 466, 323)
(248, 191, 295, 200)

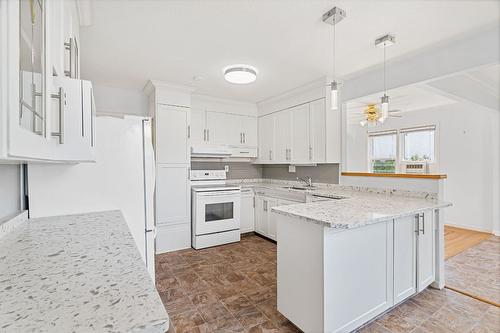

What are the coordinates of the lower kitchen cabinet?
(417, 210, 435, 292)
(254, 195, 298, 241)
(240, 189, 255, 233)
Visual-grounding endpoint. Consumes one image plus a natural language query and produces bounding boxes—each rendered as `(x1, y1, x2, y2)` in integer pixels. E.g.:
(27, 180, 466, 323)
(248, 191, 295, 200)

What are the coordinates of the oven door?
(194, 190, 241, 236)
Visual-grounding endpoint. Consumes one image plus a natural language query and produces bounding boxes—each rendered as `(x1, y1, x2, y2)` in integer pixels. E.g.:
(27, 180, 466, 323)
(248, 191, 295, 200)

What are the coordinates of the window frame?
(366, 124, 438, 173)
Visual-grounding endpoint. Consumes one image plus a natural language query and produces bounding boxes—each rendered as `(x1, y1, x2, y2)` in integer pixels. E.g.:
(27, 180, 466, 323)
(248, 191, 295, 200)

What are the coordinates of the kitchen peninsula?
(272, 188, 451, 333)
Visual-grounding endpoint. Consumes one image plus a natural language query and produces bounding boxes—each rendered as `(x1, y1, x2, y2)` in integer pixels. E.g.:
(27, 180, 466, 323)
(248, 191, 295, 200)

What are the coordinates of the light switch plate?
(288, 165, 296, 173)
(224, 165, 229, 172)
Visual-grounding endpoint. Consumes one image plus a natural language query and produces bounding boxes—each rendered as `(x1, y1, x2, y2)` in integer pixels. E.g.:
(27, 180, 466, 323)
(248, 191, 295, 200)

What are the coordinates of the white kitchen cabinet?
(189, 108, 206, 146)
(255, 196, 268, 235)
(417, 210, 435, 292)
(206, 111, 240, 146)
(258, 115, 275, 163)
(156, 104, 190, 164)
(156, 165, 191, 226)
(241, 116, 257, 147)
(274, 110, 292, 163)
(256, 98, 328, 164)
(240, 189, 255, 233)
(393, 215, 417, 304)
(309, 99, 326, 163)
(290, 104, 310, 163)
(0, 0, 95, 163)
(267, 198, 279, 240)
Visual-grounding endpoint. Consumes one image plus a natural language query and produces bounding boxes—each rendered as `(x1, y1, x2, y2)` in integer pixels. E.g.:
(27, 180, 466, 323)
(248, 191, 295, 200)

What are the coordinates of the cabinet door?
(417, 210, 435, 292)
(254, 196, 268, 235)
(267, 198, 279, 240)
(274, 110, 291, 163)
(206, 111, 240, 146)
(241, 116, 257, 147)
(156, 164, 190, 226)
(240, 194, 255, 233)
(290, 104, 310, 163)
(309, 99, 326, 163)
(394, 215, 417, 304)
(190, 108, 206, 147)
(156, 105, 189, 164)
(258, 115, 275, 162)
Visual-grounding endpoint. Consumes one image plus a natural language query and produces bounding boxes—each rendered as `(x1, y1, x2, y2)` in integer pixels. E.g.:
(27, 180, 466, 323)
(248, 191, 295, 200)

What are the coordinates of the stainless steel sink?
(283, 186, 316, 191)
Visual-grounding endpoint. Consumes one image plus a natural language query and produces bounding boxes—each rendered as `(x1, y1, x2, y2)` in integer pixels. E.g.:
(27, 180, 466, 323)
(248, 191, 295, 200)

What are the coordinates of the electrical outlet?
(224, 165, 229, 172)
(288, 165, 296, 173)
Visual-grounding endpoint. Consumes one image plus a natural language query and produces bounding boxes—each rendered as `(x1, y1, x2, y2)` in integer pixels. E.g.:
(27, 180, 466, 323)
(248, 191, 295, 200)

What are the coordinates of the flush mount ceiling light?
(322, 6, 346, 110)
(223, 65, 258, 84)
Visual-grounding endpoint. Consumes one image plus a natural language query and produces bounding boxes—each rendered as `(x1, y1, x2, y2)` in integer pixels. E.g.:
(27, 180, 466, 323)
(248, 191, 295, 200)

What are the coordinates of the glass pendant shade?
(331, 81, 338, 110)
(380, 95, 389, 121)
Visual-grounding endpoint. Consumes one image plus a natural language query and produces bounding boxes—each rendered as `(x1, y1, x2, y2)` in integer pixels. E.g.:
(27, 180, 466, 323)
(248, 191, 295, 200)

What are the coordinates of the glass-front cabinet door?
(19, 0, 45, 136)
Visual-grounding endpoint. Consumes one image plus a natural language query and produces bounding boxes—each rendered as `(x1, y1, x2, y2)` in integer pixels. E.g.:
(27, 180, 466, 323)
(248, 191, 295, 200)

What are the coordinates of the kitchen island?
(0, 210, 169, 333)
(272, 190, 451, 333)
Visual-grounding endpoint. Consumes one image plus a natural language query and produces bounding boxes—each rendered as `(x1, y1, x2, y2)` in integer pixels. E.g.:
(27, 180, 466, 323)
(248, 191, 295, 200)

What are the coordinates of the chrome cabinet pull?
(64, 38, 73, 78)
(420, 213, 425, 234)
(90, 87, 95, 147)
(187, 125, 190, 138)
(415, 214, 420, 234)
(243, 132, 246, 143)
(50, 87, 65, 144)
(203, 129, 206, 141)
(264, 200, 268, 211)
(309, 146, 313, 160)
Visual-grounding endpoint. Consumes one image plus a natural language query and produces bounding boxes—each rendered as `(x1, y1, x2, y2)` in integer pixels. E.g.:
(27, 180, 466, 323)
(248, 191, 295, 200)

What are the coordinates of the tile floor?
(156, 234, 500, 333)
(445, 236, 500, 305)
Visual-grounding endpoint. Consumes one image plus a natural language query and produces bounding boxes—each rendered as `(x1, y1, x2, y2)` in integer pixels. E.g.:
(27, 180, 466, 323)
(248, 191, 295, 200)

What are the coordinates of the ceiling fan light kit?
(323, 6, 346, 110)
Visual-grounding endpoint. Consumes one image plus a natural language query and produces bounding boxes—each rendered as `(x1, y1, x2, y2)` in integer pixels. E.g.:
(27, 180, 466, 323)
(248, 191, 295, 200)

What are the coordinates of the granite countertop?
(227, 179, 451, 229)
(0, 211, 169, 333)
(271, 192, 451, 229)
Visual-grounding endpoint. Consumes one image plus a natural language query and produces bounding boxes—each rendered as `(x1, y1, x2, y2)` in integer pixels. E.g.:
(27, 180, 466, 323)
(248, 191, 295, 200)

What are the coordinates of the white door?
(267, 198, 279, 240)
(241, 116, 257, 147)
(417, 210, 435, 292)
(240, 192, 255, 233)
(258, 115, 274, 162)
(274, 110, 291, 163)
(190, 108, 206, 147)
(394, 215, 417, 304)
(156, 105, 189, 164)
(206, 111, 240, 146)
(254, 196, 268, 235)
(156, 165, 190, 226)
(290, 104, 310, 163)
(309, 99, 326, 163)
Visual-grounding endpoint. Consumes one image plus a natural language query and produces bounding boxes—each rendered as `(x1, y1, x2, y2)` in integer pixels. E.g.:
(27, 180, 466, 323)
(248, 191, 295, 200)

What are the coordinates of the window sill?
(341, 172, 447, 180)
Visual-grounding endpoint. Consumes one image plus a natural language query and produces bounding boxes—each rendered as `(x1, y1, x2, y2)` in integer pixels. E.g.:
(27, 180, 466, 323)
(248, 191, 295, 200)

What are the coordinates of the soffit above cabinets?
(79, 1, 500, 103)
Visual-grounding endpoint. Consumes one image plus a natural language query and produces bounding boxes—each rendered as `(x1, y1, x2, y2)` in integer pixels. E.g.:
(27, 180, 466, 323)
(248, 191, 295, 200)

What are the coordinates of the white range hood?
(190, 146, 232, 158)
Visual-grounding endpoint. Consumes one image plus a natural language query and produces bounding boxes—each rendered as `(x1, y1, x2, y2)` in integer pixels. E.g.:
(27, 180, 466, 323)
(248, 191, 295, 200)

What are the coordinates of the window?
(369, 131, 397, 173)
(401, 126, 435, 162)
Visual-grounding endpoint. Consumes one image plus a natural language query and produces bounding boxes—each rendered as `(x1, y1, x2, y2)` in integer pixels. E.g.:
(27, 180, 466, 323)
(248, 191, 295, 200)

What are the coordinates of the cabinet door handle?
(415, 214, 420, 234)
(50, 87, 65, 144)
(90, 87, 95, 147)
(420, 213, 425, 234)
(243, 132, 246, 143)
(64, 38, 74, 78)
(187, 125, 190, 138)
(264, 200, 268, 211)
(309, 146, 313, 160)
(207, 129, 209, 141)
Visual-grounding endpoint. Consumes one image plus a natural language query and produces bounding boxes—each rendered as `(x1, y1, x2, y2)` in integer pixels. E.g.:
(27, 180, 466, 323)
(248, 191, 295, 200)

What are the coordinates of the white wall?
(0, 165, 21, 219)
(192, 94, 257, 116)
(345, 102, 500, 234)
(93, 85, 149, 116)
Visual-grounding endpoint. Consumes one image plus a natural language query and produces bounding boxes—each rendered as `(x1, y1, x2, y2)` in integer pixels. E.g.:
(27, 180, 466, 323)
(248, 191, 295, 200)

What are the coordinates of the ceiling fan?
(350, 104, 402, 127)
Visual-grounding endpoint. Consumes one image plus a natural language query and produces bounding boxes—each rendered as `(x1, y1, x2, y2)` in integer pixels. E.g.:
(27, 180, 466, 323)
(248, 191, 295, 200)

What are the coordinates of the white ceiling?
(80, 0, 500, 103)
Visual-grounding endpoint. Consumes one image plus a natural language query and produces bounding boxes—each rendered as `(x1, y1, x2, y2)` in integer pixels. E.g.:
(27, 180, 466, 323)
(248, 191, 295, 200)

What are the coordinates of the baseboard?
(444, 223, 493, 235)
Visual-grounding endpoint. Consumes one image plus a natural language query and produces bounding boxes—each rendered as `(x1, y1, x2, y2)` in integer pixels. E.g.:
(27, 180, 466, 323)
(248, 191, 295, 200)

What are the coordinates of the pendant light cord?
(383, 45, 386, 96)
(333, 20, 336, 81)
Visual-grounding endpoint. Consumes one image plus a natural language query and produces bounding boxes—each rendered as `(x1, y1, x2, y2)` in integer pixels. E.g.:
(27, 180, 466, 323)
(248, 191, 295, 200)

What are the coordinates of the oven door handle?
(196, 191, 241, 197)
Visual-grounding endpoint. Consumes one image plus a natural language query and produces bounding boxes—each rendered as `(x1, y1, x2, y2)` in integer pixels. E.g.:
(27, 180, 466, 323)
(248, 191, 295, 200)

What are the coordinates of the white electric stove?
(190, 170, 241, 249)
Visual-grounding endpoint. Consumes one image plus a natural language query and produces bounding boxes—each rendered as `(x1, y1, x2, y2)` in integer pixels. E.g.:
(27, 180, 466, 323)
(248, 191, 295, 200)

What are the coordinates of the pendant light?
(375, 34, 395, 122)
(322, 6, 346, 110)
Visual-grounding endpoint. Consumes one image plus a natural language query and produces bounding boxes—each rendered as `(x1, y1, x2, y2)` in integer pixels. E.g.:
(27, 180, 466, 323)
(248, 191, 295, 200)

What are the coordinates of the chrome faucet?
(297, 176, 313, 188)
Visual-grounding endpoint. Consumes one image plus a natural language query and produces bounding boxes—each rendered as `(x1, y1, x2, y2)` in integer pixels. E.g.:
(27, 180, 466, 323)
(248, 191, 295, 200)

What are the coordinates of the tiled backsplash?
(191, 161, 340, 184)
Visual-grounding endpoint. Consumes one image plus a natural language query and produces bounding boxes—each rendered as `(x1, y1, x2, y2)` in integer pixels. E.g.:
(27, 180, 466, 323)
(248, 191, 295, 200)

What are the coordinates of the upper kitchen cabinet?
(156, 104, 190, 164)
(189, 96, 258, 158)
(0, 0, 95, 163)
(256, 78, 340, 164)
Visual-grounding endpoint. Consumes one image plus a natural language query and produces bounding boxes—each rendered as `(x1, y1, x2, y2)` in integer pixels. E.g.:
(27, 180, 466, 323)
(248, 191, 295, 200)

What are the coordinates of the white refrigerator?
(28, 115, 156, 280)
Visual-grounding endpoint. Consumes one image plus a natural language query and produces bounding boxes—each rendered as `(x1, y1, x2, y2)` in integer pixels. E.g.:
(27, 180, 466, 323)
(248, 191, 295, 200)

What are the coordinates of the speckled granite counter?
(272, 193, 451, 229)
(227, 179, 451, 229)
(0, 210, 169, 333)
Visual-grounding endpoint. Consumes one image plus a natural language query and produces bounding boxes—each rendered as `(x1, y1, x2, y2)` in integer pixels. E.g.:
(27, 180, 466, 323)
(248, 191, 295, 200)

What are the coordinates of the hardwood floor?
(444, 225, 492, 259)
